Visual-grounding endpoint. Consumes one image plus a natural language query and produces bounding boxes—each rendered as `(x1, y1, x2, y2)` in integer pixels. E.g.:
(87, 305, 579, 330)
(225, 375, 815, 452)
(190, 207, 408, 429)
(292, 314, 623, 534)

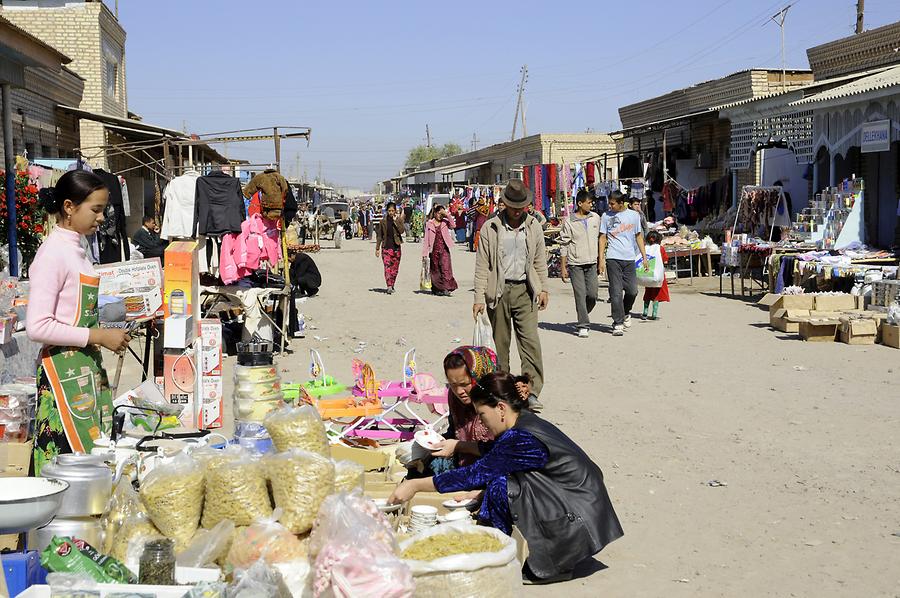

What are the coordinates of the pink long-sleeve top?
(422, 214, 456, 258)
(26, 227, 96, 348)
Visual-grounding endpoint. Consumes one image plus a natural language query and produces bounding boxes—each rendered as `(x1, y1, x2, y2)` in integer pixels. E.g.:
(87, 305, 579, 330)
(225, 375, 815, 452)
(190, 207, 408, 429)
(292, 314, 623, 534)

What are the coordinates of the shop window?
(105, 60, 118, 98)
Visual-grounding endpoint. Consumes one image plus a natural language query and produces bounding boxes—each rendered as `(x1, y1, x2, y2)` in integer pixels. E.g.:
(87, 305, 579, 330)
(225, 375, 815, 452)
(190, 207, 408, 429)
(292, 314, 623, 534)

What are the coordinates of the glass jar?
(139, 538, 176, 585)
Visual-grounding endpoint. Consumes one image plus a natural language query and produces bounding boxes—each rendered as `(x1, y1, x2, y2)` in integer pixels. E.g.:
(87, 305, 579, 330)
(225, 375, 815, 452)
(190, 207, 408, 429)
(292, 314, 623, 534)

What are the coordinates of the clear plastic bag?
(102, 476, 148, 555)
(177, 519, 235, 568)
(226, 511, 309, 570)
(202, 446, 273, 528)
(332, 460, 364, 493)
(311, 492, 412, 598)
(264, 404, 330, 456)
(140, 451, 205, 547)
(264, 450, 334, 534)
(420, 257, 432, 292)
(472, 312, 496, 352)
(229, 560, 291, 598)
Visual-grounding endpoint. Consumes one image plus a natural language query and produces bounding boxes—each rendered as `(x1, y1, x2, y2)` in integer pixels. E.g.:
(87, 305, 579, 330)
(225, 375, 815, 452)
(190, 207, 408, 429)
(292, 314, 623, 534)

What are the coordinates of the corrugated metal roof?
(791, 64, 900, 106)
(713, 66, 897, 111)
(439, 160, 491, 175)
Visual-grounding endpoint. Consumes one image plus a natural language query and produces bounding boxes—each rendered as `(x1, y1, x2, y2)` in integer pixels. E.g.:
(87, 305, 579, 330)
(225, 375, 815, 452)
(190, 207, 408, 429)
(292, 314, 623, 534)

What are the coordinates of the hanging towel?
(533, 165, 543, 212)
(522, 165, 531, 191)
(541, 164, 551, 215)
(585, 162, 596, 188)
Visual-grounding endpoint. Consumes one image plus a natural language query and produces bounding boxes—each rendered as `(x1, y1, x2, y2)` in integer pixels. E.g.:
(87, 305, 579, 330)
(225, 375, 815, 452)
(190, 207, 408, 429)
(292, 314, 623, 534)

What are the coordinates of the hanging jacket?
(243, 169, 289, 210)
(93, 169, 130, 261)
(220, 214, 282, 284)
(194, 170, 245, 236)
(161, 171, 200, 239)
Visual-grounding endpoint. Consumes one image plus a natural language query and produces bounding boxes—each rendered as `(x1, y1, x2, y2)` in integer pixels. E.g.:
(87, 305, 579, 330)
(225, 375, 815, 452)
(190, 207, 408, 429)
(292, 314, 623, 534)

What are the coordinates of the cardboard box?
(200, 375, 224, 429)
(0, 314, 16, 344)
(163, 241, 200, 319)
(839, 318, 878, 345)
(163, 314, 195, 349)
(163, 351, 198, 429)
(882, 323, 900, 348)
(814, 294, 857, 312)
(757, 293, 781, 308)
(769, 295, 815, 313)
(96, 258, 164, 318)
(799, 319, 839, 342)
(771, 308, 809, 332)
(199, 319, 223, 376)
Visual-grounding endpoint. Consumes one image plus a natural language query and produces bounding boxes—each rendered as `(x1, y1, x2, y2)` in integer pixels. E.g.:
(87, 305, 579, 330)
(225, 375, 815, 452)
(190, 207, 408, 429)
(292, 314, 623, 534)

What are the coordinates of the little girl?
(642, 230, 670, 320)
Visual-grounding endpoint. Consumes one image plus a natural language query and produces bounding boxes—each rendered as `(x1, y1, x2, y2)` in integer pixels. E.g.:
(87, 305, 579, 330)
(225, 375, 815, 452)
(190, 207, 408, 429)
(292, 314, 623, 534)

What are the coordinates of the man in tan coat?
(473, 180, 549, 410)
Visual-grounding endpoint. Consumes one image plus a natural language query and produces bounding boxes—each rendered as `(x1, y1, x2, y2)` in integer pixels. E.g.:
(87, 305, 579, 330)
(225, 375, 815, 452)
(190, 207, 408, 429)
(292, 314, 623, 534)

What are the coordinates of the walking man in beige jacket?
(473, 180, 549, 410)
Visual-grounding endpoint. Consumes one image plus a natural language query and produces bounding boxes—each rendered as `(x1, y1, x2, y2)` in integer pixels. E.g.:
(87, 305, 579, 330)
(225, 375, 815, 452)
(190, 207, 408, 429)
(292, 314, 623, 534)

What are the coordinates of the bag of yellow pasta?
(202, 446, 272, 528)
(263, 404, 330, 456)
(332, 459, 364, 493)
(399, 522, 520, 598)
(263, 449, 334, 534)
(139, 452, 204, 548)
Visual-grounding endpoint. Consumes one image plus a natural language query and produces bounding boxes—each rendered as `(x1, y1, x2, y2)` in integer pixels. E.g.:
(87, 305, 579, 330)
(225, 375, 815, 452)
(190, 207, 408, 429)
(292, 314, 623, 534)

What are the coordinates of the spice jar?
(139, 538, 176, 585)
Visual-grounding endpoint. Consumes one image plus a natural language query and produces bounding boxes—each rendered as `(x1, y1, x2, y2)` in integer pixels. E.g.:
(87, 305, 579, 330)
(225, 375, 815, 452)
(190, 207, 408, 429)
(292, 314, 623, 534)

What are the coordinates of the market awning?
(405, 162, 467, 178)
(610, 109, 717, 137)
(58, 104, 184, 137)
(439, 160, 491, 175)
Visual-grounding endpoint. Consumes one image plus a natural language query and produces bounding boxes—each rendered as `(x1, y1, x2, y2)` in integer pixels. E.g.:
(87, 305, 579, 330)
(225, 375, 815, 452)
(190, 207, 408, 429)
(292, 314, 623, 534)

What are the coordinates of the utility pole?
(856, 0, 864, 34)
(425, 124, 431, 148)
(511, 65, 528, 142)
(471, 132, 480, 151)
(768, 5, 791, 92)
(295, 154, 301, 181)
(521, 101, 528, 138)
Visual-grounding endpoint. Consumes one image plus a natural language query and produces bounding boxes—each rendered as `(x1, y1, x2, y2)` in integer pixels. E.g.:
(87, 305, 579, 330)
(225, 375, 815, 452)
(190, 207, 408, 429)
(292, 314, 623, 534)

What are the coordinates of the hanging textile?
(585, 162, 596, 188)
(533, 165, 543, 212)
(571, 163, 584, 199)
(522, 165, 531, 191)
(541, 165, 550, 215)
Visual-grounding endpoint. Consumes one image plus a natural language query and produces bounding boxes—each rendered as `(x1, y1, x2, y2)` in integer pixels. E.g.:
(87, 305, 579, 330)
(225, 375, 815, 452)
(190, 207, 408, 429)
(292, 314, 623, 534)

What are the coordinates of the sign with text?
(861, 119, 891, 153)
(95, 258, 163, 319)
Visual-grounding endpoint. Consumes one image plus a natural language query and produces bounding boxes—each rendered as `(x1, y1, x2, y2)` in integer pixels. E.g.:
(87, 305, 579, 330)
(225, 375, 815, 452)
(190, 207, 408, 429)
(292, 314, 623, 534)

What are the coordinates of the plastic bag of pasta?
(332, 459, 364, 493)
(140, 451, 205, 547)
(263, 404, 330, 456)
(102, 476, 147, 555)
(225, 510, 309, 571)
(202, 446, 272, 528)
(398, 522, 519, 598)
(263, 449, 334, 534)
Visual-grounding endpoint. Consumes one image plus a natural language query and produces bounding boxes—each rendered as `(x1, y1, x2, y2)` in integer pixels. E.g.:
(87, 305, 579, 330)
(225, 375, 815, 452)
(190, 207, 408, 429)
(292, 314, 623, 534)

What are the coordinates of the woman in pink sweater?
(27, 170, 130, 473)
(423, 203, 458, 297)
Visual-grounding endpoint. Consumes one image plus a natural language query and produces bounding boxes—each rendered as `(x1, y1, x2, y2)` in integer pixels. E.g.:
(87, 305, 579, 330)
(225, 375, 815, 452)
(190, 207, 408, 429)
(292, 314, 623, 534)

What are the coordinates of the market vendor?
(27, 171, 131, 474)
(389, 371, 623, 584)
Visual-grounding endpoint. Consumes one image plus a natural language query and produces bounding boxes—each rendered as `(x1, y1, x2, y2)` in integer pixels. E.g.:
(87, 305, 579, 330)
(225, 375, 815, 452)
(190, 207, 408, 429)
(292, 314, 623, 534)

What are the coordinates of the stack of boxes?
(764, 293, 889, 345)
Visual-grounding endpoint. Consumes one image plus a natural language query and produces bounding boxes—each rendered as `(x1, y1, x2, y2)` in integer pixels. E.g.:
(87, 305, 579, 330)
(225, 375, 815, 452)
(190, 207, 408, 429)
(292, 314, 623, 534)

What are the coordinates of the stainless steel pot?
(27, 516, 102, 551)
(40, 454, 113, 517)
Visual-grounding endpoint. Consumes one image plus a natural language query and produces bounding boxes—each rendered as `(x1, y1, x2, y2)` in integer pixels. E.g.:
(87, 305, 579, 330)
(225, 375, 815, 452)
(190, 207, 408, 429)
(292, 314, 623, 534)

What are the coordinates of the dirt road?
(116, 236, 899, 596)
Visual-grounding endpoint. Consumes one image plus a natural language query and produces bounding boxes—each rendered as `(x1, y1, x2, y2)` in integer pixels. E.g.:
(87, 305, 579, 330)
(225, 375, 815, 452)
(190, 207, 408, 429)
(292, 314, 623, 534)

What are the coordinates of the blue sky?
(116, 0, 899, 190)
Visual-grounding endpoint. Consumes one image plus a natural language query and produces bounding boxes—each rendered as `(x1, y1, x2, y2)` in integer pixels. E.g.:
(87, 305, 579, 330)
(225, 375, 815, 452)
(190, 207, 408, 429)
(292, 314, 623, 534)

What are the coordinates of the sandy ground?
(111, 235, 900, 597)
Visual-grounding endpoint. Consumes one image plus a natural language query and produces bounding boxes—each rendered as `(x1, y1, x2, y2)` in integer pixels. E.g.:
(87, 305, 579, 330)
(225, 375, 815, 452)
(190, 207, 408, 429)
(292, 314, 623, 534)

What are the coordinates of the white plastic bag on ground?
(399, 522, 520, 598)
(636, 245, 664, 288)
(473, 312, 496, 352)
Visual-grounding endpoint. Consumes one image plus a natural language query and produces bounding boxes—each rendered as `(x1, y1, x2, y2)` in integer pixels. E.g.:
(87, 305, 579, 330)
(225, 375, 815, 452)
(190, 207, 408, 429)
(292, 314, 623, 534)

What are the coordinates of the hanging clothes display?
(522, 165, 531, 192)
(161, 170, 200, 240)
(533, 165, 544, 213)
(541, 165, 551, 215)
(219, 214, 282, 285)
(92, 169, 130, 263)
(195, 170, 246, 236)
(585, 162, 596, 188)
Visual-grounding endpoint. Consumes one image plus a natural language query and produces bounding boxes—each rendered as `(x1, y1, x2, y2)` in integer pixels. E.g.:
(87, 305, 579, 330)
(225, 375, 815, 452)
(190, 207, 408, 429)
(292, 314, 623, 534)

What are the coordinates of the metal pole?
(274, 127, 281, 171)
(3, 84, 18, 277)
(856, 0, 864, 34)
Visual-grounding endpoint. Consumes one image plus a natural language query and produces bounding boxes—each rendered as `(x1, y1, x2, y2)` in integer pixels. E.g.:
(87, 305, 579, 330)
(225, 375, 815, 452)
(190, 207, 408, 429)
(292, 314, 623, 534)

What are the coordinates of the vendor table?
(201, 285, 291, 355)
(0, 330, 42, 384)
(662, 246, 713, 284)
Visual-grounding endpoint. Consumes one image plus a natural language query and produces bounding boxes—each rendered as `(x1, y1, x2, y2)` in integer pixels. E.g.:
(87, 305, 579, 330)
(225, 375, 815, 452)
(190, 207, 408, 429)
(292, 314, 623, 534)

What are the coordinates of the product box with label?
(199, 319, 223, 429)
(200, 375, 224, 429)
(199, 319, 223, 376)
(163, 314, 195, 349)
(96, 258, 164, 319)
(163, 241, 200, 319)
(163, 351, 197, 429)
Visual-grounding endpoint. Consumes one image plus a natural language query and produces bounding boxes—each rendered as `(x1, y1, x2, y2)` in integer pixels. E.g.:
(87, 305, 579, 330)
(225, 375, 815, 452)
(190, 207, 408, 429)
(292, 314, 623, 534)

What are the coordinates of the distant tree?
(404, 143, 462, 168)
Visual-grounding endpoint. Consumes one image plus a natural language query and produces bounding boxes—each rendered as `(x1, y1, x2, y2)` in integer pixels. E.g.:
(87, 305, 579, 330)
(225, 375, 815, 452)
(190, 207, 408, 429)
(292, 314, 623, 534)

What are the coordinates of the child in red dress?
(642, 230, 669, 320)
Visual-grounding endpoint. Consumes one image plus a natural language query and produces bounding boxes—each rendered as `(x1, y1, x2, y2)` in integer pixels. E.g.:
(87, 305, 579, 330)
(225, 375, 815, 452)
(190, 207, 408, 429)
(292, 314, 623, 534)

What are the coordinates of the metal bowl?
(0, 477, 69, 534)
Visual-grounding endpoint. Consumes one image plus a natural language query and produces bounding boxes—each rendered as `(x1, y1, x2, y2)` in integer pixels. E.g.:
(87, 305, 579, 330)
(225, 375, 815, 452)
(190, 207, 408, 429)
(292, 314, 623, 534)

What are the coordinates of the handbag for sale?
(419, 258, 432, 291)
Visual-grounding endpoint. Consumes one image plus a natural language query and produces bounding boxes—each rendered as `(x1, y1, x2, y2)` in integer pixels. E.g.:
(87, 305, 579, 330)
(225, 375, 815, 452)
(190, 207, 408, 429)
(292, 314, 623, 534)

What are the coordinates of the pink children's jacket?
(220, 214, 281, 284)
